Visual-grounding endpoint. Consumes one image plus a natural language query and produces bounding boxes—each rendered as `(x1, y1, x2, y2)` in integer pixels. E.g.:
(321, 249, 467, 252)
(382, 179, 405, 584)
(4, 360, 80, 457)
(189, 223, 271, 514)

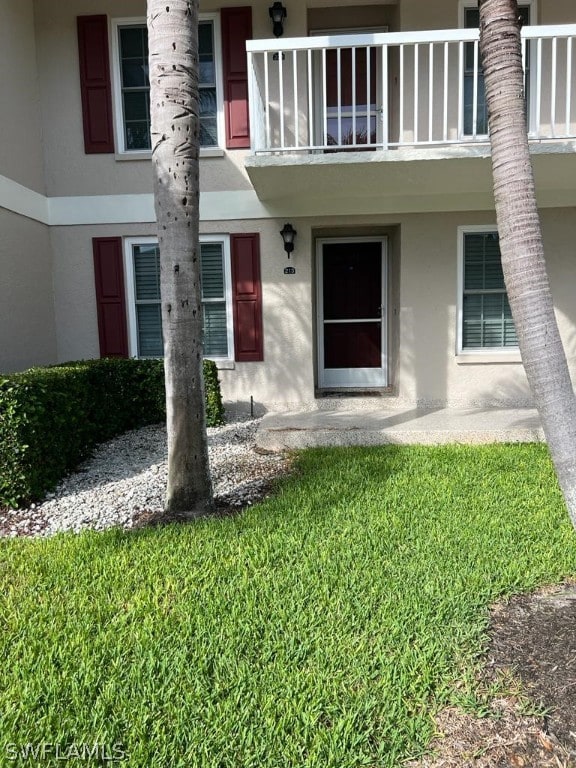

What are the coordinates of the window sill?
(210, 359, 235, 370)
(115, 151, 151, 162)
(456, 351, 522, 365)
(114, 147, 225, 162)
(200, 148, 225, 158)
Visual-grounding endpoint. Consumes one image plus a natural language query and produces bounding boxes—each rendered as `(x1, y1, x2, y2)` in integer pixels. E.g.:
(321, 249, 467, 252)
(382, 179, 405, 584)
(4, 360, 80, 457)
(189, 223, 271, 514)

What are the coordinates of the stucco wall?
(50, 208, 576, 411)
(14, 0, 576, 411)
(308, 5, 398, 33)
(399, 0, 573, 29)
(33, 0, 256, 198)
(0, 210, 57, 372)
(541, 0, 575, 25)
(32, 0, 321, 200)
(396, 208, 576, 408)
(0, 0, 46, 192)
(201, 219, 315, 411)
(35, 0, 152, 198)
(399, 0, 459, 31)
(397, 211, 526, 407)
(51, 218, 316, 412)
(30, 0, 576, 198)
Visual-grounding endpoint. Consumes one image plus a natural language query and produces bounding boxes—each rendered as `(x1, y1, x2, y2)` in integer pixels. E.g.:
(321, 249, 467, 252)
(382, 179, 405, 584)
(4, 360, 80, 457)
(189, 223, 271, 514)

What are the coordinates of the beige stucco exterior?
(26, 0, 576, 198)
(50, 218, 317, 410)
(32, 0, 574, 198)
(1, 1, 46, 193)
(2, 0, 576, 415)
(0, 3, 56, 372)
(0, 210, 57, 372)
(33, 0, 261, 198)
(46, 208, 576, 411)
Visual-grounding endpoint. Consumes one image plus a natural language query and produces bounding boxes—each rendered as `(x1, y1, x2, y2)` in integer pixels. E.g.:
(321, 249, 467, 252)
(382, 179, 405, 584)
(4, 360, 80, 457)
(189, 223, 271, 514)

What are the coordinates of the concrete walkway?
(256, 406, 544, 451)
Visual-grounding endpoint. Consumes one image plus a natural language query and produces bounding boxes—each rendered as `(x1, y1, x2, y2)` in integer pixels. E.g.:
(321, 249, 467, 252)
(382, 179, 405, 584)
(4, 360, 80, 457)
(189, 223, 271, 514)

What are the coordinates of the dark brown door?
(318, 239, 387, 387)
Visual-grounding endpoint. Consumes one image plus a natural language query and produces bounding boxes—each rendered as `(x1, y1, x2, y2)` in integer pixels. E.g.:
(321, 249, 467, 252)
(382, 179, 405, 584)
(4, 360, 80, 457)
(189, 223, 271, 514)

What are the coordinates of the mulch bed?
(408, 582, 576, 767)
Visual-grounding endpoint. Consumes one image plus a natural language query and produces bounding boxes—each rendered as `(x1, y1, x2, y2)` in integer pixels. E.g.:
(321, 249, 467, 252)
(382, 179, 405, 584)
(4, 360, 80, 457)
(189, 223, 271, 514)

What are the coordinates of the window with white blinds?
(199, 243, 229, 357)
(126, 237, 232, 359)
(461, 231, 517, 350)
(133, 243, 163, 357)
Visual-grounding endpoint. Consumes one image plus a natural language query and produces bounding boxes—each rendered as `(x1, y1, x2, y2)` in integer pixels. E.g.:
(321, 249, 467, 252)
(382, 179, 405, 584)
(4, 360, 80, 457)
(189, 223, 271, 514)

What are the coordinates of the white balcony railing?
(247, 25, 576, 154)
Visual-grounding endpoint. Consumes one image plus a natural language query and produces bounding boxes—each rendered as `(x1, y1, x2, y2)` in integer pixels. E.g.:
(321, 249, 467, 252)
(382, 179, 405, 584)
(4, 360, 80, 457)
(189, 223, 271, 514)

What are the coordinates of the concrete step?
(256, 407, 543, 451)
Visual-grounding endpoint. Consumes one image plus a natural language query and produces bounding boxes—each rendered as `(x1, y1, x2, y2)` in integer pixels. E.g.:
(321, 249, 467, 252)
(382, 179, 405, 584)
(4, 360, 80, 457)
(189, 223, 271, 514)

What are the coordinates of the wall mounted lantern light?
(280, 223, 297, 256)
(269, 2, 287, 37)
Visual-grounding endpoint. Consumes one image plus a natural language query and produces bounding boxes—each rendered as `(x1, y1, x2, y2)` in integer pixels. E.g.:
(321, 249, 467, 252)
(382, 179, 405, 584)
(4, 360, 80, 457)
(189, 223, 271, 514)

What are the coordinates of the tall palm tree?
(479, 0, 576, 530)
(147, 0, 213, 516)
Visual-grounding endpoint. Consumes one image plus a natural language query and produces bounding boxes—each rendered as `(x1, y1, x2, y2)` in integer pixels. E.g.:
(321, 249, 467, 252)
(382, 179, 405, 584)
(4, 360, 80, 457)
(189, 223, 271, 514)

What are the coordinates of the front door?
(317, 237, 387, 388)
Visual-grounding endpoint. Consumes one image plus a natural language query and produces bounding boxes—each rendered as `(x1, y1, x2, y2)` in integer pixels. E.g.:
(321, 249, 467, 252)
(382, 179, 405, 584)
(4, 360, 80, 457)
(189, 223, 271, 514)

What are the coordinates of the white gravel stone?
(0, 415, 290, 538)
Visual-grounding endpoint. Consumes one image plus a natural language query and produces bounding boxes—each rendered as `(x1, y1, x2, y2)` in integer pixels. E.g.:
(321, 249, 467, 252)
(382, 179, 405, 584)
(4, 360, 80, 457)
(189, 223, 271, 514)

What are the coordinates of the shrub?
(0, 358, 224, 508)
(203, 358, 225, 429)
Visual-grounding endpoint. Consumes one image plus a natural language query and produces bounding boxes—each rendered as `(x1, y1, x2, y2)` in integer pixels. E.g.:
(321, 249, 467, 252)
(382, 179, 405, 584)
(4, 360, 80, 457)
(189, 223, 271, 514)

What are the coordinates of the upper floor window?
(112, 16, 223, 153)
(117, 25, 150, 151)
(124, 236, 234, 360)
(458, 228, 518, 351)
(462, 3, 532, 137)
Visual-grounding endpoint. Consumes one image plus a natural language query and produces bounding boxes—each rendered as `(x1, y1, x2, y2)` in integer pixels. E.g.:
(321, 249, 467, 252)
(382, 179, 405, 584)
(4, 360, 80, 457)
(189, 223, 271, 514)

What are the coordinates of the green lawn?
(1, 444, 575, 767)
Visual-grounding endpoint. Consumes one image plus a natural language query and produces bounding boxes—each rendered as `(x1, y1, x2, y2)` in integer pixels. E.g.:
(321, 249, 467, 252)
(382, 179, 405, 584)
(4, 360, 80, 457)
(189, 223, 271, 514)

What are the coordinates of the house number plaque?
(284, 267, 296, 275)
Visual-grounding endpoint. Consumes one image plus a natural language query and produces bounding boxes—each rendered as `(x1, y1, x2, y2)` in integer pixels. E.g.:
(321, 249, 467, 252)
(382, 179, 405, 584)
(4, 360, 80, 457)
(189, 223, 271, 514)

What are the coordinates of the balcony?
(245, 25, 576, 213)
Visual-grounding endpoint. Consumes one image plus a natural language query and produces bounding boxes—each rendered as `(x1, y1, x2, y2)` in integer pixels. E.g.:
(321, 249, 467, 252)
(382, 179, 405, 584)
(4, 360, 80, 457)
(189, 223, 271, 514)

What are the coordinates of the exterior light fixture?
(280, 223, 296, 256)
(269, 2, 287, 37)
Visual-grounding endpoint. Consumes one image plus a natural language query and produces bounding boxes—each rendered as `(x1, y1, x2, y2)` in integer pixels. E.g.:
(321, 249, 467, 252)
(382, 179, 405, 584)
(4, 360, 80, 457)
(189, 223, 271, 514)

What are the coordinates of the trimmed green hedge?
(203, 358, 225, 430)
(0, 358, 224, 508)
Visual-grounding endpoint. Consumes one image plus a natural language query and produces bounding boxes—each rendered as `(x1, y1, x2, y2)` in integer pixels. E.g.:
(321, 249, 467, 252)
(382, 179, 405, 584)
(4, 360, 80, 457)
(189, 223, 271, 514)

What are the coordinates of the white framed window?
(110, 15, 225, 154)
(124, 235, 234, 360)
(457, 226, 518, 353)
(459, 1, 535, 137)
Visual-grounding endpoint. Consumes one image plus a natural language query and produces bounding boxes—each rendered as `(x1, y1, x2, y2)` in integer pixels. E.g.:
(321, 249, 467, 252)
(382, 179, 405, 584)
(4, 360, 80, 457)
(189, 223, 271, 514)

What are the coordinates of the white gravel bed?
(0, 416, 290, 538)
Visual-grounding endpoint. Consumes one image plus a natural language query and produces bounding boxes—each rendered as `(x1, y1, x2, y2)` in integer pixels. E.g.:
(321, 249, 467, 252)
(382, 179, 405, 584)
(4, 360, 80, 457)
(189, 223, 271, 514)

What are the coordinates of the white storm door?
(317, 237, 387, 388)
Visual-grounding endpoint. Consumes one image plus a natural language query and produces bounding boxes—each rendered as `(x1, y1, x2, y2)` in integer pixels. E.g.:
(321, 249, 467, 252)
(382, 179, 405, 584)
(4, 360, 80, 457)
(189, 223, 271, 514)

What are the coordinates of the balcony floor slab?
(246, 141, 576, 216)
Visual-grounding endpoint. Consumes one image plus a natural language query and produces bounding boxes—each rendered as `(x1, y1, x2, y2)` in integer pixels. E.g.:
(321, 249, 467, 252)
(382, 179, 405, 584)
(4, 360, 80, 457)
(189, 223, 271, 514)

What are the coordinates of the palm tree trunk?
(479, 0, 576, 530)
(147, 0, 213, 515)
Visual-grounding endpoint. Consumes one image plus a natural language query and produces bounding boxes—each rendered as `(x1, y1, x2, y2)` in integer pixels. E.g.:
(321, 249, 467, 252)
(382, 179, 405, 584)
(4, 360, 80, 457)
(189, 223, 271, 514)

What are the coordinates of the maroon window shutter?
(221, 7, 252, 149)
(232, 234, 263, 362)
(77, 15, 115, 154)
(93, 238, 129, 358)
